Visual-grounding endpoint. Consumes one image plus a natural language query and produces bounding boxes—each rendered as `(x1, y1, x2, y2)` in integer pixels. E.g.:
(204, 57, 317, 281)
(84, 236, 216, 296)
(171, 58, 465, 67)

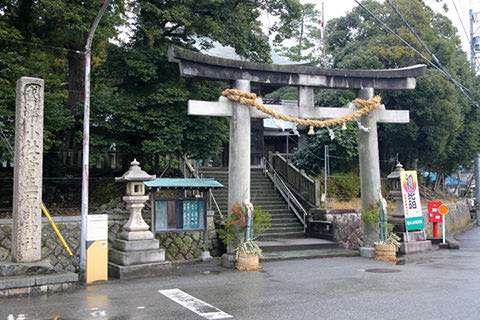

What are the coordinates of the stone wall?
(308, 209, 363, 249)
(156, 211, 223, 261)
(0, 210, 223, 270)
(309, 200, 472, 248)
(0, 215, 126, 272)
(329, 212, 363, 249)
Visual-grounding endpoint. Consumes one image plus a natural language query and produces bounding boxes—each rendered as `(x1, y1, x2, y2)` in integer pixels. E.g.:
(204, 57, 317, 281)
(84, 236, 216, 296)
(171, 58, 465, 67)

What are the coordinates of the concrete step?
(270, 218, 300, 223)
(267, 212, 296, 217)
(215, 208, 291, 215)
(260, 248, 359, 262)
(265, 226, 304, 233)
(214, 194, 284, 201)
(214, 203, 289, 209)
(252, 199, 288, 204)
(258, 238, 339, 252)
(270, 222, 304, 228)
(258, 231, 306, 240)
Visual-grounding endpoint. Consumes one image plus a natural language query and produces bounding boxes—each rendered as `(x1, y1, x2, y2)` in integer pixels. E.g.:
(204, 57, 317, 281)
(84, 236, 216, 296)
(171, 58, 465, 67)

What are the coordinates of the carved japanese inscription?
(12, 77, 44, 263)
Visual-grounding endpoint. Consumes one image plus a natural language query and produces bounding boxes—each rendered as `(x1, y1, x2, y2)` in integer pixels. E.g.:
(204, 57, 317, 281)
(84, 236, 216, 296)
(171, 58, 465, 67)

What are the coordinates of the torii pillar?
(168, 45, 426, 253)
(357, 88, 381, 246)
(227, 80, 251, 255)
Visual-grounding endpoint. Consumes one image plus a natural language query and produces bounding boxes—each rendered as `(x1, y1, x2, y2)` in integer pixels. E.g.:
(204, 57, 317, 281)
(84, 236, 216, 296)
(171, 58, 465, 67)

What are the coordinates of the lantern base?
(119, 230, 154, 241)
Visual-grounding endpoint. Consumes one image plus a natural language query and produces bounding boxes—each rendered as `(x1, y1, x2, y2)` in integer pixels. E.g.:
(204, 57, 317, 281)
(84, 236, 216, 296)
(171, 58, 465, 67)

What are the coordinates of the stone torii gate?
(168, 45, 426, 247)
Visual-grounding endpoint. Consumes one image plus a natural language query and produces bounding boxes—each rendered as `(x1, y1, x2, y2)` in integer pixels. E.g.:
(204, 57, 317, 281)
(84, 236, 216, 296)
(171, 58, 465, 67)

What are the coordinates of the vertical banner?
(400, 171, 425, 231)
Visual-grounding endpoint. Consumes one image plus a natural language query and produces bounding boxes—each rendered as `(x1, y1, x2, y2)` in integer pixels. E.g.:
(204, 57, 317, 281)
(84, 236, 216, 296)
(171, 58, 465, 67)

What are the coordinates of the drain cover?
(365, 268, 401, 273)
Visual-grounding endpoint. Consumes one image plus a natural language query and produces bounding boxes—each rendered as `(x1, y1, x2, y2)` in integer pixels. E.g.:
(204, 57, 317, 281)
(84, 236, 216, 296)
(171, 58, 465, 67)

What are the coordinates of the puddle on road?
(364, 268, 401, 274)
(201, 270, 221, 275)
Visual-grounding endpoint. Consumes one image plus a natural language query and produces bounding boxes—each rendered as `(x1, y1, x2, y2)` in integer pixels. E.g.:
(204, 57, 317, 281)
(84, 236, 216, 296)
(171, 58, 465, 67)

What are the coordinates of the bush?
(326, 171, 361, 200)
(217, 203, 271, 245)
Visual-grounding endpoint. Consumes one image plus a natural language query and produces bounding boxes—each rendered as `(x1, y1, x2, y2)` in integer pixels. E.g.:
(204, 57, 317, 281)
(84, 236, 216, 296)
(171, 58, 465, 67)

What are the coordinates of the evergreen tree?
(320, 0, 480, 176)
(276, 3, 323, 64)
(91, 0, 303, 171)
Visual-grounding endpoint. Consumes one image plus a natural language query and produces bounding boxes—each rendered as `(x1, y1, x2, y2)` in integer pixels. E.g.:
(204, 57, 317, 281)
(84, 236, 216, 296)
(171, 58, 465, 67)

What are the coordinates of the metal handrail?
(263, 158, 308, 230)
(209, 189, 224, 221)
(272, 152, 320, 207)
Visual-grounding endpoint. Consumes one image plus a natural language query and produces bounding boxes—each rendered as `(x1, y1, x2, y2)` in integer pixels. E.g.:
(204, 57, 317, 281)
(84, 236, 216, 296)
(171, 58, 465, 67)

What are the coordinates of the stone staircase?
(202, 167, 359, 260)
(202, 168, 305, 240)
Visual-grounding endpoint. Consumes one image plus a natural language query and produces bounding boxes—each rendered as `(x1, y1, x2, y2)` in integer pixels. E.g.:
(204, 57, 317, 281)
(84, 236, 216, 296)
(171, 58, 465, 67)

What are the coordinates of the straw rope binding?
(222, 89, 382, 134)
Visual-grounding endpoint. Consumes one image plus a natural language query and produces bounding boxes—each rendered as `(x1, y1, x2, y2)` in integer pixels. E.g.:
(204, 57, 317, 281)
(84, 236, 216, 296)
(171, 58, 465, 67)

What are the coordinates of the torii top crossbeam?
(168, 45, 426, 90)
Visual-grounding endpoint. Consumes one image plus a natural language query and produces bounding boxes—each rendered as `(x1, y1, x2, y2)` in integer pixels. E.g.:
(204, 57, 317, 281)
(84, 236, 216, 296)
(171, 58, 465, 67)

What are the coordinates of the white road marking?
(90, 310, 106, 317)
(159, 288, 233, 320)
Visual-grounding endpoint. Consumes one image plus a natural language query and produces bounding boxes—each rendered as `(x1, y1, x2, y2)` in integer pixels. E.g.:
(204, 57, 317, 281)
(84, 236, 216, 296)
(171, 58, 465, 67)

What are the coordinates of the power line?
(386, 0, 476, 99)
(353, 0, 478, 107)
(451, 0, 470, 42)
(0, 37, 86, 54)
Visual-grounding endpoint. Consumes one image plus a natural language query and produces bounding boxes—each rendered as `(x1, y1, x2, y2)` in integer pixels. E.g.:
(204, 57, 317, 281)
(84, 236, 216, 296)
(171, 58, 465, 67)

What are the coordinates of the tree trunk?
(454, 171, 461, 196)
(298, 12, 304, 59)
(63, 51, 86, 152)
(67, 51, 85, 112)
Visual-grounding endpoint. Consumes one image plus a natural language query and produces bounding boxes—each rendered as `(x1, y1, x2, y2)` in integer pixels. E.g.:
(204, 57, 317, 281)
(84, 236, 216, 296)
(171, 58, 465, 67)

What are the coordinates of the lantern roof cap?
(115, 159, 156, 182)
(387, 162, 405, 180)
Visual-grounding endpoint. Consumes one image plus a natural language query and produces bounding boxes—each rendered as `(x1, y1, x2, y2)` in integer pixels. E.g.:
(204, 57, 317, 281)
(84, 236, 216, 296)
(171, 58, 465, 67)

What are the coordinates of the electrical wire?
(386, 0, 475, 98)
(353, 0, 478, 107)
(0, 37, 86, 54)
(451, 0, 470, 43)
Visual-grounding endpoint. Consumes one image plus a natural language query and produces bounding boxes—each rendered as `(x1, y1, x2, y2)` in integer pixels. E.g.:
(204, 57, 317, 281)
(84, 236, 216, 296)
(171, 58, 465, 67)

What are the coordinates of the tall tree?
(0, 0, 126, 156)
(276, 2, 323, 63)
(323, 0, 480, 176)
(91, 0, 303, 170)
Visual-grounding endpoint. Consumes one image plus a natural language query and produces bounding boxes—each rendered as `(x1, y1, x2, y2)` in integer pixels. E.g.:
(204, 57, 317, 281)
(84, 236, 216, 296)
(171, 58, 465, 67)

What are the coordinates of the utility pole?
(470, 9, 480, 225)
(321, 0, 325, 62)
(80, 0, 111, 277)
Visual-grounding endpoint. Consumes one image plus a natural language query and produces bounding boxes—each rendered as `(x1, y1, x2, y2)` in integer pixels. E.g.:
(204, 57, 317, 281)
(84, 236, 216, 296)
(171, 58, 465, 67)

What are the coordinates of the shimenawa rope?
(221, 89, 382, 134)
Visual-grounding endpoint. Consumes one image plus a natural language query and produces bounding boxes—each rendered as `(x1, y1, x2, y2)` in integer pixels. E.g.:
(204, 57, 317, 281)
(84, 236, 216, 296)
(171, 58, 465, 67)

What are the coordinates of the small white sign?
(87, 214, 108, 241)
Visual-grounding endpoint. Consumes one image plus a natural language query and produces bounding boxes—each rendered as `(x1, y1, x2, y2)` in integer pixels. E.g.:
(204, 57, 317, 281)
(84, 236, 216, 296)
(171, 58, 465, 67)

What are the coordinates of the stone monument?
(2, 77, 79, 296)
(109, 159, 171, 279)
(12, 77, 44, 263)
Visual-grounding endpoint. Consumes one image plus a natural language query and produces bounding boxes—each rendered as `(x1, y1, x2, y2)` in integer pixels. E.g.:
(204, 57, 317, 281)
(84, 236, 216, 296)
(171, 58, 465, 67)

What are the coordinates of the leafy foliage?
(325, 172, 361, 200)
(217, 203, 271, 246)
(90, 0, 303, 171)
(294, 122, 359, 175)
(322, 0, 480, 177)
(276, 2, 323, 63)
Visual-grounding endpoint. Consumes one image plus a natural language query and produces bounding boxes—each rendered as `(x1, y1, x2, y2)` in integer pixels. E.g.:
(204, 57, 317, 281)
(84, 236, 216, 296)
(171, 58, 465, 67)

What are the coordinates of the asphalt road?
(1, 226, 480, 320)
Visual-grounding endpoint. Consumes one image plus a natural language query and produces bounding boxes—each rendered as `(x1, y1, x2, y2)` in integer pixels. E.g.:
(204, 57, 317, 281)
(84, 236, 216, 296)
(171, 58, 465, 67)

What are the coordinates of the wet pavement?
(1, 226, 480, 320)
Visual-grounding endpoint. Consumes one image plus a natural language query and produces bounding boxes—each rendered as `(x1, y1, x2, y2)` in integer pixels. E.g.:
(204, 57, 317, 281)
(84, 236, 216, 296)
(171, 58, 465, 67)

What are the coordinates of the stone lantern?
(115, 159, 156, 240)
(109, 159, 170, 279)
(387, 162, 405, 230)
